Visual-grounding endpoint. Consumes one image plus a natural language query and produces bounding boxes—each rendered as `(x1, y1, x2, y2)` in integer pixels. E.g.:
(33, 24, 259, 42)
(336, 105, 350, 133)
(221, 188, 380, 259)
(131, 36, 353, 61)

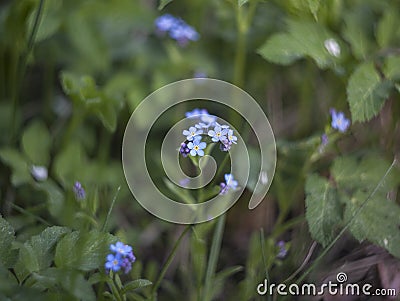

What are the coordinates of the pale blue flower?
(169, 22, 199, 45)
(220, 173, 239, 194)
(187, 138, 207, 156)
(155, 14, 177, 33)
(330, 108, 350, 133)
(185, 108, 208, 118)
(227, 129, 237, 144)
(183, 126, 203, 141)
(208, 126, 228, 142)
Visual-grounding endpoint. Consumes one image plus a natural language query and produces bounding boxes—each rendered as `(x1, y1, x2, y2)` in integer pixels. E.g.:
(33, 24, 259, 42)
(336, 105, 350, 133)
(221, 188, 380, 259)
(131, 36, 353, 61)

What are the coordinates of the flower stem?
(202, 213, 226, 301)
(151, 225, 191, 298)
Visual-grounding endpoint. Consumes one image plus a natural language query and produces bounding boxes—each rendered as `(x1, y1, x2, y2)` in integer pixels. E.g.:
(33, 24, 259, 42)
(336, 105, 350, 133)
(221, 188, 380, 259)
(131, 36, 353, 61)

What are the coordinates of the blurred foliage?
(0, 0, 399, 300)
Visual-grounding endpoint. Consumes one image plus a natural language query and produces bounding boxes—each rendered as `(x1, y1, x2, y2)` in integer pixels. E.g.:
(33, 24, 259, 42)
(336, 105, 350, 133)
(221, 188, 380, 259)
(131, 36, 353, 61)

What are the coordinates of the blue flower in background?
(155, 14, 199, 46)
(277, 241, 288, 259)
(183, 126, 203, 141)
(155, 14, 177, 33)
(169, 22, 199, 45)
(187, 137, 207, 156)
(208, 125, 228, 142)
(220, 173, 239, 194)
(105, 254, 122, 272)
(73, 181, 86, 200)
(110, 241, 132, 256)
(330, 108, 350, 133)
(185, 108, 209, 118)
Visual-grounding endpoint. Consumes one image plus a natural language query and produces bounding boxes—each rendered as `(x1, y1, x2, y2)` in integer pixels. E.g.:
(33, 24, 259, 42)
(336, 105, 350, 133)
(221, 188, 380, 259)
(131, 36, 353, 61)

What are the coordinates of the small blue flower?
(185, 108, 209, 119)
(330, 108, 350, 133)
(105, 254, 122, 272)
(155, 14, 178, 33)
(73, 181, 86, 200)
(169, 22, 199, 45)
(179, 142, 191, 157)
(120, 251, 136, 274)
(225, 174, 238, 190)
(183, 126, 203, 141)
(220, 173, 239, 194)
(215, 122, 229, 129)
(220, 139, 232, 152)
(277, 241, 288, 259)
(110, 241, 132, 256)
(208, 126, 228, 142)
(201, 114, 216, 125)
(187, 138, 207, 156)
(227, 129, 237, 144)
(194, 71, 207, 78)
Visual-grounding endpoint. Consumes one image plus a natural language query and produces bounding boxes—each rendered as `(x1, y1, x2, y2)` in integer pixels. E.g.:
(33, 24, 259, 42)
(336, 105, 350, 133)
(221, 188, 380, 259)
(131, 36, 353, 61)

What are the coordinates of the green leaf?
(347, 62, 393, 122)
(35, 180, 65, 218)
(331, 155, 399, 193)
(258, 33, 303, 66)
(307, 0, 321, 20)
(342, 8, 374, 60)
(384, 55, 400, 82)
(376, 9, 400, 48)
(305, 174, 342, 247)
(122, 279, 153, 293)
(18, 227, 70, 273)
(27, 0, 62, 43)
(0, 215, 16, 268)
(158, 0, 173, 10)
(21, 120, 51, 166)
(258, 20, 342, 68)
(190, 233, 207, 286)
(0, 148, 30, 186)
(35, 268, 96, 301)
(53, 142, 86, 186)
(92, 100, 117, 132)
(55, 230, 117, 271)
(344, 190, 400, 258)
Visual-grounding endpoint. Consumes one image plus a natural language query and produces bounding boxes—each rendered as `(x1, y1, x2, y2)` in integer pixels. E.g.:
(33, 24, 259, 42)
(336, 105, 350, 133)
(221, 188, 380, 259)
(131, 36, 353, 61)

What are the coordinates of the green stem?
(102, 186, 121, 232)
(107, 272, 123, 301)
(10, 0, 46, 144)
(10, 203, 51, 226)
(202, 213, 226, 301)
(151, 225, 191, 298)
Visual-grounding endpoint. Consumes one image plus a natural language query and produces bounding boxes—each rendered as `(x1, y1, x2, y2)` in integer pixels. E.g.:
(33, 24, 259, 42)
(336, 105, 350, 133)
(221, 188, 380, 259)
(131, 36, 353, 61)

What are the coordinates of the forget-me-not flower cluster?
(180, 108, 238, 157)
(105, 241, 136, 274)
(155, 14, 199, 46)
(179, 109, 240, 195)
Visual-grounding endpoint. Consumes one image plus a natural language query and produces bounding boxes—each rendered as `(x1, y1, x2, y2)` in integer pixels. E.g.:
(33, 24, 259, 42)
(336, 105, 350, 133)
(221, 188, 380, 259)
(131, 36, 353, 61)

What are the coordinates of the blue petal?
(198, 142, 206, 149)
(197, 150, 204, 156)
(190, 149, 197, 156)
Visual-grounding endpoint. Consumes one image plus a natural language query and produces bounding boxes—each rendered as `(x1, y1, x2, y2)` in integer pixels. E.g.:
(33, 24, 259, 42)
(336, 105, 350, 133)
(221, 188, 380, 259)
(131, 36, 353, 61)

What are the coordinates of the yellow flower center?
(194, 146, 199, 150)
(113, 260, 118, 266)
